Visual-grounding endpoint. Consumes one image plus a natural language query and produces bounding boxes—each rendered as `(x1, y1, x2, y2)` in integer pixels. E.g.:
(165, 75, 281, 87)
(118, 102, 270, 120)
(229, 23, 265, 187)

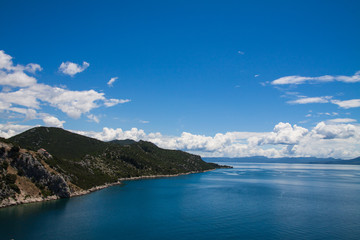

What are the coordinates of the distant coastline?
(204, 156, 360, 165)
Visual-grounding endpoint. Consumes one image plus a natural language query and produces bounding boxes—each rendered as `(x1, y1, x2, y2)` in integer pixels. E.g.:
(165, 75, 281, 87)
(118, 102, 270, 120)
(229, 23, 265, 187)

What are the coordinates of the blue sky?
(0, 0, 359, 159)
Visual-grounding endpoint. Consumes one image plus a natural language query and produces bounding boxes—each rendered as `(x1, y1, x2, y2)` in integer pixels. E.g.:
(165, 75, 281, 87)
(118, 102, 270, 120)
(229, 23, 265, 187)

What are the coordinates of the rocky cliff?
(0, 142, 71, 207)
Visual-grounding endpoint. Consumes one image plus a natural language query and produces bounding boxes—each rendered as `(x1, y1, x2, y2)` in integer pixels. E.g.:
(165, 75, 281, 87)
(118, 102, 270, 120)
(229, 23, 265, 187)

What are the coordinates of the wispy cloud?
(287, 96, 332, 104)
(107, 77, 118, 87)
(237, 51, 245, 55)
(326, 118, 357, 124)
(104, 99, 131, 107)
(87, 114, 100, 123)
(272, 71, 360, 85)
(286, 95, 360, 109)
(331, 99, 360, 109)
(59, 61, 90, 76)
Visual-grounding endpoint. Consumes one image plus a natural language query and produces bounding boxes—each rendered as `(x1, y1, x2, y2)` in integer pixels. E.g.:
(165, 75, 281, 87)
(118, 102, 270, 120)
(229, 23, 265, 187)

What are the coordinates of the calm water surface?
(1, 163, 360, 240)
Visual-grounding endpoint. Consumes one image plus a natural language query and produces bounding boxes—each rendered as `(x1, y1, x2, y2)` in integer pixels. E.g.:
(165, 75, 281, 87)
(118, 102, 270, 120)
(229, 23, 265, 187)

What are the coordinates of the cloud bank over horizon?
(1, 120, 358, 160)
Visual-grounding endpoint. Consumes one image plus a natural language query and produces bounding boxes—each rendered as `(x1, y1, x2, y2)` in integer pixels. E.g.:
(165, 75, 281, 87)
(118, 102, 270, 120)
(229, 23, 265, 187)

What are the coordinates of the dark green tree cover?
(8, 127, 223, 190)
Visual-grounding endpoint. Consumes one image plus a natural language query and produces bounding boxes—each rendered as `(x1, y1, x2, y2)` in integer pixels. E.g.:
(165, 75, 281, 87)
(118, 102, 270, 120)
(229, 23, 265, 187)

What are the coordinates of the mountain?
(1, 127, 224, 208)
(320, 156, 360, 165)
(204, 156, 360, 165)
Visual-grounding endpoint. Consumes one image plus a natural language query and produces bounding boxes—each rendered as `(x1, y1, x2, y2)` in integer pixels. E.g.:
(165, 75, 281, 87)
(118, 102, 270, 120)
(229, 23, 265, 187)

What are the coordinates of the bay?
(1, 163, 360, 240)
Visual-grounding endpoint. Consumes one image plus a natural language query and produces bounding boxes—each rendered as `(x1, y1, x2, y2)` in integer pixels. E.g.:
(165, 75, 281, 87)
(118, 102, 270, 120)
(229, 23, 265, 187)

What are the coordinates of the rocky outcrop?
(0, 142, 71, 208)
(11, 153, 70, 198)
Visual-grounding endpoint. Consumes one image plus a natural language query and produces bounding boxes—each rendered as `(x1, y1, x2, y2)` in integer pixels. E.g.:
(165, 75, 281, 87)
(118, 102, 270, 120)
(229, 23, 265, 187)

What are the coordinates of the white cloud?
(139, 120, 149, 124)
(331, 99, 360, 109)
(288, 96, 332, 104)
(1, 121, 359, 159)
(248, 122, 309, 146)
(0, 51, 130, 121)
(272, 71, 360, 85)
(0, 67, 38, 87)
(0, 50, 42, 74)
(107, 77, 118, 87)
(42, 116, 65, 128)
(25, 63, 42, 73)
(7, 107, 38, 120)
(104, 98, 131, 107)
(87, 114, 100, 123)
(237, 51, 245, 55)
(254, 74, 260, 77)
(59, 61, 90, 76)
(327, 118, 357, 124)
(0, 123, 36, 139)
(75, 127, 147, 142)
(0, 50, 14, 71)
(74, 121, 359, 159)
(311, 121, 359, 139)
(0, 84, 106, 118)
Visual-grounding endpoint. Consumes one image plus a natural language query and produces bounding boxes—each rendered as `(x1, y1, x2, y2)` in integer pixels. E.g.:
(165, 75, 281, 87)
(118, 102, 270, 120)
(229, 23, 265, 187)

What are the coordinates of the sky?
(0, 0, 359, 159)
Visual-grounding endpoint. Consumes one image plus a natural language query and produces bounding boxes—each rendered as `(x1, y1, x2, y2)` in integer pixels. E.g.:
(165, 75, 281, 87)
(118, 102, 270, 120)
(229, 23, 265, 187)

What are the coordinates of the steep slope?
(7, 127, 222, 190)
(0, 142, 71, 207)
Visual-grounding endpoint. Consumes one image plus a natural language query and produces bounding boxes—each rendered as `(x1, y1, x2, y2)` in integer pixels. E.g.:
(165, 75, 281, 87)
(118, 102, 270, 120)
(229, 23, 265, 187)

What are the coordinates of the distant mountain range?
(0, 127, 225, 208)
(204, 156, 360, 165)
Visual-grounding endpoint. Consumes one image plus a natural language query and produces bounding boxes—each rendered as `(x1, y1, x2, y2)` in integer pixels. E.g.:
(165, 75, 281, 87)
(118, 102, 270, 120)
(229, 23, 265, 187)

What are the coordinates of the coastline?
(0, 168, 216, 209)
(71, 169, 215, 197)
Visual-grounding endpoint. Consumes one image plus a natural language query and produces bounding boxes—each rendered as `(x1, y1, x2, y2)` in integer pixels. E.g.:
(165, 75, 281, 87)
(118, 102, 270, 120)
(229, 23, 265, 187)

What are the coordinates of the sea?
(1, 163, 360, 240)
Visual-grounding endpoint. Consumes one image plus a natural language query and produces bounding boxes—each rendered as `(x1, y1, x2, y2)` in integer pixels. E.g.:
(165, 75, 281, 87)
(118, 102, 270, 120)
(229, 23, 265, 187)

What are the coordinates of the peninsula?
(0, 127, 227, 208)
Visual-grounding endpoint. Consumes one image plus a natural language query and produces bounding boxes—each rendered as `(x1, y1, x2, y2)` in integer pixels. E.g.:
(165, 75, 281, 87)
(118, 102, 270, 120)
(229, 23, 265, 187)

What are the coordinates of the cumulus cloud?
(59, 61, 90, 76)
(331, 99, 360, 109)
(75, 127, 147, 142)
(42, 116, 65, 128)
(1, 121, 359, 159)
(0, 123, 36, 138)
(311, 121, 359, 139)
(25, 63, 42, 73)
(288, 96, 332, 104)
(0, 51, 39, 87)
(272, 71, 360, 85)
(73, 122, 360, 159)
(0, 71, 37, 87)
(0, 84, 109, 118)
(107, 77, 118, 87)
(249, 122, 309, 146)
(0, 51, 130, 120)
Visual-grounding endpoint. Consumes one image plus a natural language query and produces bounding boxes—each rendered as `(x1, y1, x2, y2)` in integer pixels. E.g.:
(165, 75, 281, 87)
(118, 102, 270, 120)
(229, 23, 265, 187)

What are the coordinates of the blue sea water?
(1, 163, 360, 240)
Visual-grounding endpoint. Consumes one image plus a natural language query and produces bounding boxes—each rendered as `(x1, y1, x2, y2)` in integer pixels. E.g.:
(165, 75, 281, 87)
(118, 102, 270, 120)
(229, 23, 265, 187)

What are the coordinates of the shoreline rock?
(0, 169, 216, 209)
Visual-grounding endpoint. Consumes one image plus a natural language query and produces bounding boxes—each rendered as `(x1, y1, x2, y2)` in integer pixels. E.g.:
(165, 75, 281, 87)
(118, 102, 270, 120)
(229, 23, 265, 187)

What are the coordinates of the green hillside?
(8, 127, 222, 189)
